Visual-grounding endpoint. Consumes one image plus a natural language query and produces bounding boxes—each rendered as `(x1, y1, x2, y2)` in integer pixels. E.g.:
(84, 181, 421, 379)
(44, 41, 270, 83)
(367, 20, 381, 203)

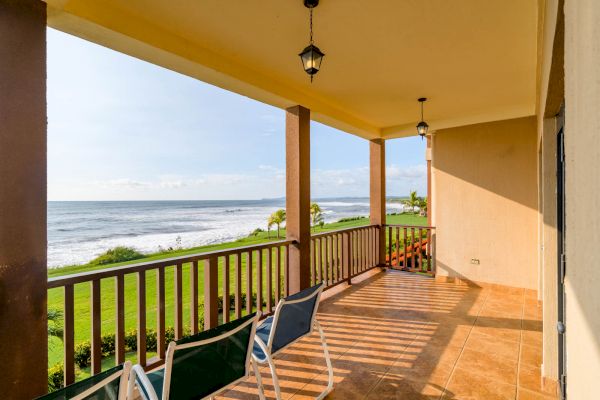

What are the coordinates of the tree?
(269, 209, 286, 238)
(403, 190, 420, 213)
(418, 197, 428, 217)
(267, 215, 275, 238)
(310, 203, 324, 231)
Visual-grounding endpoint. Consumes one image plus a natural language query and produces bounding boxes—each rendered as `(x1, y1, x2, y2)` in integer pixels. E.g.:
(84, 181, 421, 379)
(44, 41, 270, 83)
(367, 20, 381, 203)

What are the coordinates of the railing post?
(204, 256, 219, 329)
(342, 231, 352, 284)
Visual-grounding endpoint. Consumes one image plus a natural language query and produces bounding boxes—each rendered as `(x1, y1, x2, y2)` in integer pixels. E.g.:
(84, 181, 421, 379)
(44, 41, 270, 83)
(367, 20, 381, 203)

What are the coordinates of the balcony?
(219, 270, 552, 400)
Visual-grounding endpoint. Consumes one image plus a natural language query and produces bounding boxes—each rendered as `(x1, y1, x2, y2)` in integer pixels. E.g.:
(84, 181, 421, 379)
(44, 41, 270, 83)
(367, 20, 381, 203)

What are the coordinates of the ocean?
(48, 198, 406, 268)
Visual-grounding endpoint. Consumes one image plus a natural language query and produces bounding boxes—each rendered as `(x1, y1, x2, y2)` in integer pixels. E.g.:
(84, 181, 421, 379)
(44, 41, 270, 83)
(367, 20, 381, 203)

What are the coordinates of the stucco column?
(0, 0, 48, 397)
(286, 106, 311, 293)
(426, 136, 432, 226)
(369, 139, 386, 266)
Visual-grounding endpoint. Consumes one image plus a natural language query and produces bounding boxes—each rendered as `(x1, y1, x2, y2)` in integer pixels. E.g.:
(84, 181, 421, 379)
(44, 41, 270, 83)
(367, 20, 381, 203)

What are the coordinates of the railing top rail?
(48, 239, 295, 289)
(384, 224, 436, 229)
(310, 224, 379, 239)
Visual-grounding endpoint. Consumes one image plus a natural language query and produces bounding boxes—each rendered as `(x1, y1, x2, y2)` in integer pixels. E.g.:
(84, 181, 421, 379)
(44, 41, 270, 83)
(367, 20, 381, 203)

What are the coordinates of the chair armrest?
(128, 364, 160, 400)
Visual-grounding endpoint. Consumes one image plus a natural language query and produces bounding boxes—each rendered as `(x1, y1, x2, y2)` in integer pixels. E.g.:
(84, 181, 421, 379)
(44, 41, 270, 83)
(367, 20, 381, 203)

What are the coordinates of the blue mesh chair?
(37, 361, 131, 400)
(128, 313, 265, 400)
(252, 283, 333, 400)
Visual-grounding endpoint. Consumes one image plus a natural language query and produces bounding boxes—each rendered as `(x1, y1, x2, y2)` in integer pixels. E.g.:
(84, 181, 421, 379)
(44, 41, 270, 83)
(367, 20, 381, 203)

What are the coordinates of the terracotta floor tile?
(443, 368, 517, 400)
(517, 388, 557, 400)
(454, 348, 518, 385)
(366, 374, 445, 400)
(464, 330, 520, 362)
(520, 343, 542, 368)
(518, 364, 545, 394)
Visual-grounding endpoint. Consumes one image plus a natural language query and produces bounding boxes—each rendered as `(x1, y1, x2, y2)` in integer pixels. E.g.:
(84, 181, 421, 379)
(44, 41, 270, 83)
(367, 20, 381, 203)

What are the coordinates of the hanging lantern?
(299, 0, 325, 81)
(416, 98, 429, 138)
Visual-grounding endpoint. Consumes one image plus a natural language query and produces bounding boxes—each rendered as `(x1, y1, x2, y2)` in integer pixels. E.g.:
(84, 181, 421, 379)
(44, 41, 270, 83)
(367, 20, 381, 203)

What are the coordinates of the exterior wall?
(564, 1, 600, 398)
(432, 117, 538, 289)
(540, 117, 559, 381)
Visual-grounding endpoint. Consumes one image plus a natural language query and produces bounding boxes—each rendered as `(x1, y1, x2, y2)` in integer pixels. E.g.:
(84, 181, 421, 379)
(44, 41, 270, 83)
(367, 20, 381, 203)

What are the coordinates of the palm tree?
(418, 197, 428, 216)
(403, 190, 419, 213)
(310, 203, 324, 231)
(267, 215, 275, 238)
(270, 209, 286, 238)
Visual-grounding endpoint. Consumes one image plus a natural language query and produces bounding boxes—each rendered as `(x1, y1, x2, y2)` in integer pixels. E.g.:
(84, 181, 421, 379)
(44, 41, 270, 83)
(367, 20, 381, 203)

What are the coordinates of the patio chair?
(128, 312, 265, 400)
(37, 361, 131, 400)
(252, 283, 333, 400)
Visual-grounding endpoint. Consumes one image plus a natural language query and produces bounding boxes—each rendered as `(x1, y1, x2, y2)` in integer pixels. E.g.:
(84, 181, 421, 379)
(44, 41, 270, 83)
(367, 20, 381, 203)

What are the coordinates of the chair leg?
(252, 359, 267, 400)
(264, 352, 283, 400)
(315, 320, 334, 400)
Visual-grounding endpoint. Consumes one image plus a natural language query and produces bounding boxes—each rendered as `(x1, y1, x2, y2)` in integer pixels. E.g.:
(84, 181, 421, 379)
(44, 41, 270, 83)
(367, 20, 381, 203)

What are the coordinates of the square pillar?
(426, 136, 432, 226)
(0, 0, 48, 397)
(286, 106, 311, 293)
(369, 139, 386, 266)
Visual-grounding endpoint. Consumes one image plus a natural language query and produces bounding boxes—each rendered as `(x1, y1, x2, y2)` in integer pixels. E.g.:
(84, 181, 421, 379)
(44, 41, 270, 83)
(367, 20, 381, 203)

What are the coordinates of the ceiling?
(46, 0, 539, 140)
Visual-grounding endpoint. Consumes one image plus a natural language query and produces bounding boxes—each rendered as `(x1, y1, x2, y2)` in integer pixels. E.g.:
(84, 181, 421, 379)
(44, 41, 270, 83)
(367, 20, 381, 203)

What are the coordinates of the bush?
(74, 341, 91, 369)
(337, 216, 367, 223)
(48, 363, 64, 392)
(100, 333, 116, 357)
(250, 228, 264, 237)
(90, 246, 145, 265)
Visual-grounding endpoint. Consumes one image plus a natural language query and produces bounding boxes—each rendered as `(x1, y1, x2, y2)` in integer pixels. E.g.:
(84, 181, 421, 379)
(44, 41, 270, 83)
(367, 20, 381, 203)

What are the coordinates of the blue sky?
(47, 28, 426, 201)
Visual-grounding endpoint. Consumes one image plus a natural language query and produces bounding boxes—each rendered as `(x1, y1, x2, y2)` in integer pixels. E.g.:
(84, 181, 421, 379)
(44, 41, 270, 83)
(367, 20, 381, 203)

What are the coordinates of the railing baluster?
(223, 255, 230, 323)
(418, 228, 424, 271)
(246, 251, 253, 314)
(310, 240, 315, 286)
(427, 229, 432, 273)
(157, 268, 166, 360)
(115, 275, 125, 365)
(395, 227, 400, 267)
(137, 271, 147, 367)
(284, 245, 289, 297)
(174, 264, 183, 339)
(403, 227, 408, 269)
(91, 279, 101, 375)
(316, 238, 322, 283)
(411, 228, 416, 270)
(256, 249, 262, 312)
(64, 284, 75, 385)
(204, 257, 218, 329)
(235, 253, 242, 319)
(266, 248, 272, 313)
(190, 260, 199, 334)
(387, 226, 392, 267)
(323, 236, 329, 285)
(275, 246, 281, 304)
(328, 236, 334, 284)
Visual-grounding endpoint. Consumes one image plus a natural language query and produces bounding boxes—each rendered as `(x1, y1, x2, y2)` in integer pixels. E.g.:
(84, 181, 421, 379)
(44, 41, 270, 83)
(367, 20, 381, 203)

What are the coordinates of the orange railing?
(385, 224, 436, 275)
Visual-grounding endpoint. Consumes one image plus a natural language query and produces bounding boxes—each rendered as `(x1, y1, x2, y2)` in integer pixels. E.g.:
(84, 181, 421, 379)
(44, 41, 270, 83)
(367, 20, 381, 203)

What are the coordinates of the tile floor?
(218, 270, 557, 400)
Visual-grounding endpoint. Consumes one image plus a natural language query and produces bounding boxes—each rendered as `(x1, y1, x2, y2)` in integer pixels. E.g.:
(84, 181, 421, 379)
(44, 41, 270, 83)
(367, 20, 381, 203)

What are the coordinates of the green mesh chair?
(37, 361, 131, 400)
(252, 283, 333, 400)
(129, 313, 265, 400)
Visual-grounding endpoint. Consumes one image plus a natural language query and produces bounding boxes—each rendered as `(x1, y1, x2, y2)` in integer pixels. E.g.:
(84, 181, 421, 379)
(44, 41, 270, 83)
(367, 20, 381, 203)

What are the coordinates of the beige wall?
(540, 117, 559, 380)
(432, 117, 539, 289)
(564, 0, 600, 398)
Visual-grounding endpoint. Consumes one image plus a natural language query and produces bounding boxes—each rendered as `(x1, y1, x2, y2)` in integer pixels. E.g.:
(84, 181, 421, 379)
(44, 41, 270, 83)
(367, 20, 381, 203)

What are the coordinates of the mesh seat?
(37, 362, 130, 400)
(252, 283, 333, 400)
(131, 313, 265, 400)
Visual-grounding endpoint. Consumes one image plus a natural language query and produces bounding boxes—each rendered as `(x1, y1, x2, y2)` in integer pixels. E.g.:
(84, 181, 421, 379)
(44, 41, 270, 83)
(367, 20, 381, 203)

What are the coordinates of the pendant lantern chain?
(309, 7, 314, 44)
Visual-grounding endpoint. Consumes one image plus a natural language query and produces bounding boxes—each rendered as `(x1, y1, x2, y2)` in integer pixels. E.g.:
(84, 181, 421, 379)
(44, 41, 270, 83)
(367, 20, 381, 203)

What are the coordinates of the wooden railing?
(47, 225, 384, 387)
(310, 225, 381, 288)
(47, 240, 293, 386)
(385, 224, 436, 275)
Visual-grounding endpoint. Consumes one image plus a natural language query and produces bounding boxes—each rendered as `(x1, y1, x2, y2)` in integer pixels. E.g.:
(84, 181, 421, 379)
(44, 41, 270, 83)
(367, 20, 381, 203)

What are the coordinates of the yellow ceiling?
(46, 0, 539, 139)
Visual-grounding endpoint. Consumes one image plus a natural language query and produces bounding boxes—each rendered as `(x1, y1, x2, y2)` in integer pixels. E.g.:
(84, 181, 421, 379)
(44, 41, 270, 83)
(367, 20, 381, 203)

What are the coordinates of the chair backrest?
(162, 312, 258, 400)
(37, 361, 131, 400)
(268, 283, 324, 354)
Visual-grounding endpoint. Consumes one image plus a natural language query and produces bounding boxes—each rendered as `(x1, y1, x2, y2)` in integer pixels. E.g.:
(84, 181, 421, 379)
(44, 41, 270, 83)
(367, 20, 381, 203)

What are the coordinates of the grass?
(47, 213, 426, 370)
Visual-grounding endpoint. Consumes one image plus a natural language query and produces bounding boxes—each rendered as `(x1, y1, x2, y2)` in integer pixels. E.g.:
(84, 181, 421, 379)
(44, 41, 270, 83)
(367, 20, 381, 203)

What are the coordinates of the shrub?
(90, 246, 145, 265)
(74, 341, 91, 369)
(100, 333, 116, 357)
(249, 228, 264, 237)
(337, 216, 367, 223)
(48, 363, 64, 392)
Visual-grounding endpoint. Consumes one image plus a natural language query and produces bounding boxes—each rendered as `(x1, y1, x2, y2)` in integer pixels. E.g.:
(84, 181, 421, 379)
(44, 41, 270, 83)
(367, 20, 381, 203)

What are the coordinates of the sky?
(47, 28, 426, 201)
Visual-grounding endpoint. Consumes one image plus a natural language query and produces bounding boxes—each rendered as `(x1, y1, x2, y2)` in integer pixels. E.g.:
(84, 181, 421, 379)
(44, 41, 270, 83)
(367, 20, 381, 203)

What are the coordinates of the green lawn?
(47, 213, 426, 370)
